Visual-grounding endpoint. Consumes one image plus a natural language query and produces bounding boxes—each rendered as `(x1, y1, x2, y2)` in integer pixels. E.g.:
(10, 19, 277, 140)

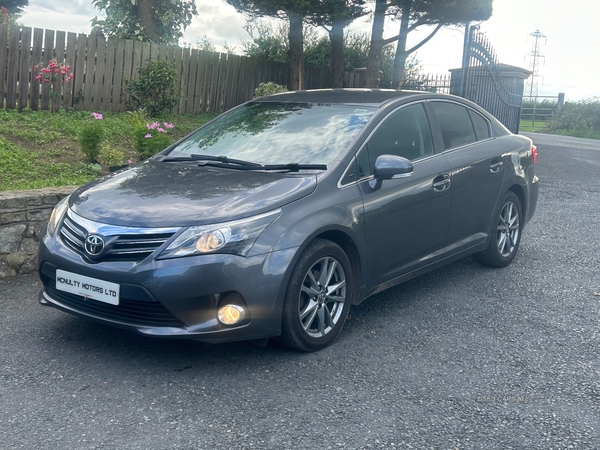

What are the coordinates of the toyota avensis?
(38, 89, 538, 351)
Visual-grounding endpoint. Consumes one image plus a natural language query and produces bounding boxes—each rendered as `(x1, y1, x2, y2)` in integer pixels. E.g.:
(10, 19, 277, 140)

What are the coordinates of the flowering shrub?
(34, 59, 74, 113)
(78, 112, 105, 163)
(1, 7, 9, 26)
(133, 121, 175, 158)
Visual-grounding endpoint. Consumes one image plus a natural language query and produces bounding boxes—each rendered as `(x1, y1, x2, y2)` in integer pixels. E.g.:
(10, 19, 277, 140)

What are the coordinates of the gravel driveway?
(1, 132, 599, 449)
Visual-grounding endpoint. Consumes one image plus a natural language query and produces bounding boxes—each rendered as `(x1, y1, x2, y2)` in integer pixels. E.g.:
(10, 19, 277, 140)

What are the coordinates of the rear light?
(531, 144, 537, 165)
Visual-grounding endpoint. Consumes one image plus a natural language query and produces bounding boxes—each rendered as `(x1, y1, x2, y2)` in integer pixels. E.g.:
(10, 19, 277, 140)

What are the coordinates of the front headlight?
(157, 209, 281, 259)
(47, 195, 70, 237)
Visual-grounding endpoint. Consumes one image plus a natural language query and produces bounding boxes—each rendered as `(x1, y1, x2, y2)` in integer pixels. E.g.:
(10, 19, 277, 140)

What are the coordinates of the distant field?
(519, 120, 548, 133)
(519, 120, 600, 140)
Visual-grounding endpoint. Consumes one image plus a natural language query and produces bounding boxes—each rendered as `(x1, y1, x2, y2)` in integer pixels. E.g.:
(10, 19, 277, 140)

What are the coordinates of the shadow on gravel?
(38, 255, 496, 373)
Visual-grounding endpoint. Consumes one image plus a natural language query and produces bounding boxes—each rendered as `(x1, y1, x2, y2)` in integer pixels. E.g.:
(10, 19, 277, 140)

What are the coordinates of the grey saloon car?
(38, 89, 538, 351)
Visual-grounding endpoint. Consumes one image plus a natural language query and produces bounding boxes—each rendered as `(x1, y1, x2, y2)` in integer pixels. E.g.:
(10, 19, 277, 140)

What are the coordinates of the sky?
(17, 0, 600, 101)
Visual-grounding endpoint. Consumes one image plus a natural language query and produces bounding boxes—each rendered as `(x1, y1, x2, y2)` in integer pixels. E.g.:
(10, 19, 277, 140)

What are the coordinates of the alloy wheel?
(497, 201, 520, 257)
(298, 256, 347, 338)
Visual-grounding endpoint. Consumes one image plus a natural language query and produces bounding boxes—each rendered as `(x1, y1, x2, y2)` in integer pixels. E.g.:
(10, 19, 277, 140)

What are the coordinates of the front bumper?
(38, 234, 298, 343)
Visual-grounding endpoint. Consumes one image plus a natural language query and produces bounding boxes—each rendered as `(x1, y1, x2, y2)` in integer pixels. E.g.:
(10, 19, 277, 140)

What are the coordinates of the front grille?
(42, 274, 185, 328)
(60, 211, 178, 263)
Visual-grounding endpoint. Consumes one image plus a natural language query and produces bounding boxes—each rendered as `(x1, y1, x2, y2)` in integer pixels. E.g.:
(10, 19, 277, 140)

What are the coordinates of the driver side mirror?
(369, 154, 413, 190)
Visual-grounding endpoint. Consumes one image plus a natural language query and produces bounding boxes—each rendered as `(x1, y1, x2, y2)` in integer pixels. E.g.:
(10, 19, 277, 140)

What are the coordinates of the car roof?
(255, 88, 440, 107)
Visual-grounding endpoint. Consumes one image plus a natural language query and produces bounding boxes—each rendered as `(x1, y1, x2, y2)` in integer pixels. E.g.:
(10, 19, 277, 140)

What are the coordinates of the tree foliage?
(196, 35, 216, 53)
(242, 21, 291, 64)
(241, 22, 427, 89)
(305, 0, 368, 87)
(91, 0, 197, 44)
(227, 0, 318, 90)
(365, 0, 492, 88)
(0, 0, 28, 15)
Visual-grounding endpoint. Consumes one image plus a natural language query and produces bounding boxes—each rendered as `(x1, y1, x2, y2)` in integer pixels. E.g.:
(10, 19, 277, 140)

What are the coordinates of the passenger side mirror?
(369, 155, 414, 190)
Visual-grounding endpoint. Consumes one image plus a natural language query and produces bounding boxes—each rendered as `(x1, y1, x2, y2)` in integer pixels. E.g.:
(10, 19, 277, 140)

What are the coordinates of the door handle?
(490, 160, 504, 173)
(432, 174, 451, 192)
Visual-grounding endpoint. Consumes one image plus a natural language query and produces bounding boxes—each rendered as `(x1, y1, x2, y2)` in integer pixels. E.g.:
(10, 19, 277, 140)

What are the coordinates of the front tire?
(474, 191, 523, 268)
(279, 239, 353, 352)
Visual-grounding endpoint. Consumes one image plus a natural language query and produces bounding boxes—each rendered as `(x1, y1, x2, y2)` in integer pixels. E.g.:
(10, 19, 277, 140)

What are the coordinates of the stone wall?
(0, 187, 78, 277)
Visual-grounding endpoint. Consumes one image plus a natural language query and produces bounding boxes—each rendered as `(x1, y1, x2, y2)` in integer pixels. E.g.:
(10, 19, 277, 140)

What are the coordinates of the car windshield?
(166, 102, 375, 165)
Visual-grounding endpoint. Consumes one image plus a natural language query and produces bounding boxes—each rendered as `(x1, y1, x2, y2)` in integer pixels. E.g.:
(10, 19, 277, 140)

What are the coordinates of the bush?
(98, 144, 125, 168)
(547, 97, 600, 133)
(126, 110, 175, 158)
(254, 82, 288, 98)
(126, 59, 180, 116)
(78, 112, 105, 163)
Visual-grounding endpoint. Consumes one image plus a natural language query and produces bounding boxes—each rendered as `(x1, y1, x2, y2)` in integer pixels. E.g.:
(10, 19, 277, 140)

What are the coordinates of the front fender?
(255, 182, 368, 308)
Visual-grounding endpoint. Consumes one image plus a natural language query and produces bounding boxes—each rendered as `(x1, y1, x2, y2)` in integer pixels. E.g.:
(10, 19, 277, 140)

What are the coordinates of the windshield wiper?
(197, 162, 327, 172)
(160, 154, 326, 172)
(159, 154, 261, 167)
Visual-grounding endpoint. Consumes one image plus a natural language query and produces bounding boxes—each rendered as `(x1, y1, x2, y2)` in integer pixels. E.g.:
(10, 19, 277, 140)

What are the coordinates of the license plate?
(56, 269, 120, 306)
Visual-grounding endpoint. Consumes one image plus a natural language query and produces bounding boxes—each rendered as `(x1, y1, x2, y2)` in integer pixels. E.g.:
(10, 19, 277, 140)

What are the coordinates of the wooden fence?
(0, 24, 363, 115)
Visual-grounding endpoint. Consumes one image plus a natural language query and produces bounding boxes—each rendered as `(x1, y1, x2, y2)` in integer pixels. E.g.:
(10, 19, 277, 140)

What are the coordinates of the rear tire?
(474, 191, 523, 268)
(279, 239, 353, 352)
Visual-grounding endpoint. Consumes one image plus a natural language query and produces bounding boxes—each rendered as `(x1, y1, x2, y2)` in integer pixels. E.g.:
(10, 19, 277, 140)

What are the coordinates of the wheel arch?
(314, 230, 363, 305)
(508, 184, 526, 216)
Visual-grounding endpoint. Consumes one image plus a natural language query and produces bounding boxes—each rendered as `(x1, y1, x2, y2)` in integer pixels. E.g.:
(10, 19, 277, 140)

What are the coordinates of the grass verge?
(519, 120, 548, 133)
(0, 109, 215, 191)
(547, 128, 600, 140)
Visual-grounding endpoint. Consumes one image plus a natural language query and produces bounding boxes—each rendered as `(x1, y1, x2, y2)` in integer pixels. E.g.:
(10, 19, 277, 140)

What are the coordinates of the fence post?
(557, 93, 565, 111)
(459, 22, 473, 98)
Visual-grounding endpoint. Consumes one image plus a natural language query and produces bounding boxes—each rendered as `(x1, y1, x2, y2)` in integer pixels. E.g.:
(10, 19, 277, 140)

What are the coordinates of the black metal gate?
(454, 27, 528, 134)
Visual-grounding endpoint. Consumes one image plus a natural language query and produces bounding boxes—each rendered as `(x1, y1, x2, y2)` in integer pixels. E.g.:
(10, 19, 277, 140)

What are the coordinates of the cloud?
(184, 1, 250, 50)
(20, 0, 99, 34)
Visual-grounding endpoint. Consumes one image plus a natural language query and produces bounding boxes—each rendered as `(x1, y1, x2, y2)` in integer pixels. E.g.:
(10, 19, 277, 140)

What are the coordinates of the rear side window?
(469, 110, 491, 140)
(431, 102, 477, 149)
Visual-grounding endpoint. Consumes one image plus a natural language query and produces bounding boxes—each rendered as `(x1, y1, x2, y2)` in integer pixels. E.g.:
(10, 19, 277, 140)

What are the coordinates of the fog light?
(218, 305, 246, 325)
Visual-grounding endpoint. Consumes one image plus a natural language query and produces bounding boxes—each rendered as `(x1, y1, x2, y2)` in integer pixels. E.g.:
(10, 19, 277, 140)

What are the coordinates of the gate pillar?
(449, 64, 531, 133)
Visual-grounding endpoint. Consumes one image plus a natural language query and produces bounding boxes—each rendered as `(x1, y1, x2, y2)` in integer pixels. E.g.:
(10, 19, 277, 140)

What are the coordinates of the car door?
(358, 102, 452, 289)
(428, 101, 506, 253)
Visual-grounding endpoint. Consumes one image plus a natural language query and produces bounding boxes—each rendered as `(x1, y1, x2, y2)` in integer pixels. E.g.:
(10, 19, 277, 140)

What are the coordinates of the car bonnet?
(68, 161, 317, 228)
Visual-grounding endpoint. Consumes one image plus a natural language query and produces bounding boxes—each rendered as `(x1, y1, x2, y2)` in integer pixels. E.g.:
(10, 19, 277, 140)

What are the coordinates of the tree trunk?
(288, 13, 304, 90)
(391, 1, 411, 89)
(329, 19, 344, 88)
(137, 0, 161, 43)
(365, 0, 387, 88)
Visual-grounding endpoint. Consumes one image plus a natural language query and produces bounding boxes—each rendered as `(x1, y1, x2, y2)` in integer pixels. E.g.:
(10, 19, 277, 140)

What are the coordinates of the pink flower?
(163, 122, 174, 129)
(144, 134, 152, 138)
(157, 127, 166, 133)
(91, 112, 103, 120)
